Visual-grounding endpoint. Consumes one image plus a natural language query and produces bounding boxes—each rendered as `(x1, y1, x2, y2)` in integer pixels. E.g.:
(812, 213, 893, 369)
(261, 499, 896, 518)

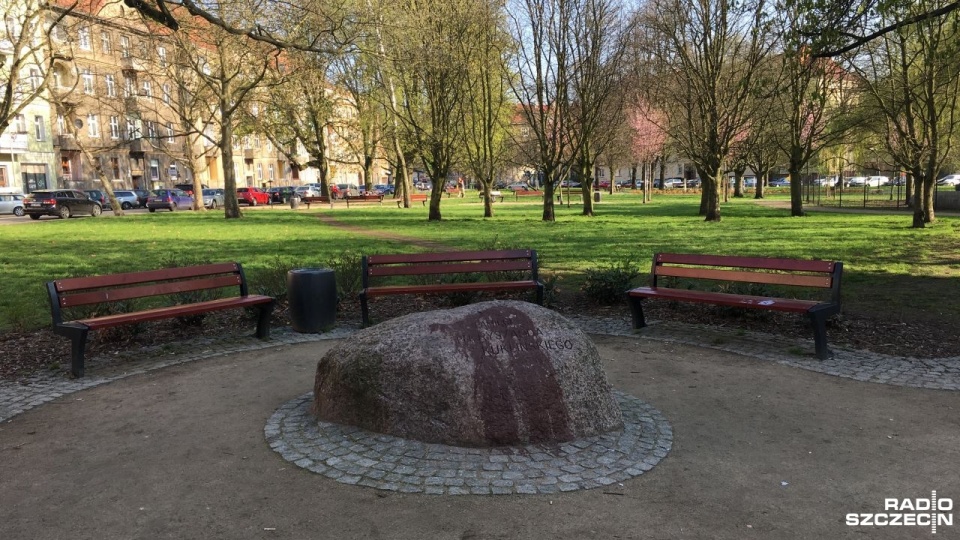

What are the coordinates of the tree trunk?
(701, 172, 721, 221)
(542, 181, 556, 221)
(755, 171, 766, 199)
(221, 115, 242, 219)
(580, 162, 594, 216)
(482, 184, 493, 218)
(789, 169, 804, 216)
(922, 179, 935, 223)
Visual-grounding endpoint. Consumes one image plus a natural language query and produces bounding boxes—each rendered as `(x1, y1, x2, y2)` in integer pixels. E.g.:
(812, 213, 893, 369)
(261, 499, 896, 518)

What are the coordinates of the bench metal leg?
(63, 327, 89, 378)
(535, 284, 545, 306)
(809, 311, 833, 360)
(255, 302, 274, 339)
(629, 296, 647, 329)
(360, 293, 371, 327)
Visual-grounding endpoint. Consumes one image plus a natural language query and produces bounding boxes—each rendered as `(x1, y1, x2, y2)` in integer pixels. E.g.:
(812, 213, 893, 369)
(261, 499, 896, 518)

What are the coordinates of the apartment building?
(0, 0, 58, 192)
(44, 0, 192, 191)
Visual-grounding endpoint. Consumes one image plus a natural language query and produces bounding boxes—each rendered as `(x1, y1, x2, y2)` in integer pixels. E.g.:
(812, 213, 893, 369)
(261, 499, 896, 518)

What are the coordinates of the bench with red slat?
(344, 193, 384, 207)
(47, 262, 275, 377)
(359, 249, 545, 326)
(398, 193, 428, 208)
(627, 253, 843, 359)
(514, 190, 544, 200)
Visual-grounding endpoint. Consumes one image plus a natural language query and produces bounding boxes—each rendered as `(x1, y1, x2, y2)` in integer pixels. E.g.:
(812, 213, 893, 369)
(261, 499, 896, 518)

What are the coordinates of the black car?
(268, 186, 296, 203)
(23, 190, 103, 219)
(83, 189, 112, 209)
(133, 189, 153, 208)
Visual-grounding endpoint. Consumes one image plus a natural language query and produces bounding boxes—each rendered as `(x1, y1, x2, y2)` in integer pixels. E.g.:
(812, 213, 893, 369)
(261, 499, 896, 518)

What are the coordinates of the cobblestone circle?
(2, 315, 958, 425)
(266, 391, 672, 495)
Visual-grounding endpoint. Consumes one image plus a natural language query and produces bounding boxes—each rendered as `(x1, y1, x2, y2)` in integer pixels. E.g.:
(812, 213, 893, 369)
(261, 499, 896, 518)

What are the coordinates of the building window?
(162, 83, 171, 104)
(257, 163, 263, 180)
(145, 121, 156, 139)
(56, 114, 65, 136)
(166, 123, 175, 143)
(157, 46, 167, 67)
(86, 114, 99, 138)
(268, 164, 275, 180)
(34, 116, 45, 141)
(124, 75, 135, 97)
(141, 80, 152, 98)
(82, 69, 94, 94)
(149, 159, 160, 181)
(105, 74, 116, 97)
(126, 118, 137, 139)
(109, 116, 120, 139)
(110, 158, 121, 180)
(0, 165, 7, 188)
(120, 35, 130, 58)
(14, 114, 26, 133)
(29, 69, 40, 90)
(100, 31, 111, 53)
(78, 27, 91, 50)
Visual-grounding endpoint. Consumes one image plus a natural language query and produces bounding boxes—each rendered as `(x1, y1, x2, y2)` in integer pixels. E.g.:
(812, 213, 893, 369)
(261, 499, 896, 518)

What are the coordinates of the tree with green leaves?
(845, 0, 960, 226)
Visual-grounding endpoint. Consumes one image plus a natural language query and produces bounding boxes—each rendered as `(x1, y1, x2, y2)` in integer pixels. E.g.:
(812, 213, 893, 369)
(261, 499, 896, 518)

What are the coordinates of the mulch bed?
(2, 290, 956, 382)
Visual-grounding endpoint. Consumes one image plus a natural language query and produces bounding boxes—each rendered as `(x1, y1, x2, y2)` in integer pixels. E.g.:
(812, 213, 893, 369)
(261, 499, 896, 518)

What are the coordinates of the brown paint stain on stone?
(430, 305, 573, 445)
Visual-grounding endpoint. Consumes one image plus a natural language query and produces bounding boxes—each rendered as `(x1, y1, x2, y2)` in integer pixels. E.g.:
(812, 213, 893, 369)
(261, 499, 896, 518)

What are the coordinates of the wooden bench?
(627, 253, 843, 359)
(344, 193, 384, 207)
(300, 195, 333, 209)
(397, 193, 428, 207)
(514, 190, 543, 200)
(444, 187, 461, 197)
(479, 190, 505, 202)
(359, 249, 545, 326)
(46, 262, 275, 377)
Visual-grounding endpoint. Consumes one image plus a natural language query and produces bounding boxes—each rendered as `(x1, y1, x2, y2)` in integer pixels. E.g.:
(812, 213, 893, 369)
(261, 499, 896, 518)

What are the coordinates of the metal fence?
(804, 179, 959, 211)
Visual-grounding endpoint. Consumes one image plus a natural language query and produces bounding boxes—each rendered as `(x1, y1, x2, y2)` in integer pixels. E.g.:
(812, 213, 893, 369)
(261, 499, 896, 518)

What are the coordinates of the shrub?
(581, 259, 642, 305)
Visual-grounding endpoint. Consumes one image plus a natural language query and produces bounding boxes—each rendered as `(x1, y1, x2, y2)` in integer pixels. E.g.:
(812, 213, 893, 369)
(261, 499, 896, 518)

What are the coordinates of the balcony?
(244, 149, 255, 160)
(120, 57, 146, 72)
(0, 132, 30, 151)
(55, 134, 80, 151)
(128, 138, 151, 153)
(124, 96, 141, 112)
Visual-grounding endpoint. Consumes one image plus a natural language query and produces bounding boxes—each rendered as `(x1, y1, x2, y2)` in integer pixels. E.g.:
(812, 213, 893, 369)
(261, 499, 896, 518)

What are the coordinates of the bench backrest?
(515, 190, 543, 197)
(363, 249, 539, 285)
(410, 194, 428, 200)
(302, 195, 330, 202)
(47, 262, 249, 324)
(650, 253, 842, 303)
(348, 194, 383, 201)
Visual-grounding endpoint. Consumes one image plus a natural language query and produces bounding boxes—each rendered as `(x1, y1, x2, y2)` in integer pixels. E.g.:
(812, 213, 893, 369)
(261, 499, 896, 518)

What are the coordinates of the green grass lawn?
(2, 192, 958, 332)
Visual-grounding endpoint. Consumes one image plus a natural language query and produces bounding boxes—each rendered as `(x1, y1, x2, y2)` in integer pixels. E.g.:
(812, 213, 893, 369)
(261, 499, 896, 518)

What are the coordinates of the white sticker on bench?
(758, 300, 775, 305)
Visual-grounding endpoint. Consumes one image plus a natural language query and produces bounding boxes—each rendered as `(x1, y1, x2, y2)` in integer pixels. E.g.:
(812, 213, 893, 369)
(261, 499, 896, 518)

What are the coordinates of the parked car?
(937, 174, 960, 186)
(506, 183, 532, 191)
(236, 187, 270, 206)
(846, 176, 869, 187)
(372, 184, 395, 196)
(558, 180, 581, 188)
(201, 188, 225, 209)
(741, 176, 757, 188)
(295, 186, 320, 198)
(23, 189, 103, 219)
(685, 178, 702, 188)
(769, 177, 790, 187)
(83, 189, 112, 209)
(658, 177, 684, 189)
(866, 176, 889, 187)
(174, 183, 208, 196)
(267, 186, 296, 203)
(112, 190, 141, 210)
(133, 189, 153, 207)
(0, 194, 25, 216)
(147, 189, 194, 212)
(335, 183, 361, 197)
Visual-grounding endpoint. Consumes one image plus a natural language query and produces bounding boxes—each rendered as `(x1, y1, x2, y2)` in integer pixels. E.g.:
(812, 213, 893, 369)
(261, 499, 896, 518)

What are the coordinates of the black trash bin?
(287, 268, 337, 333)
(594, 191, 601, 203)
(290, 194, 301, 209)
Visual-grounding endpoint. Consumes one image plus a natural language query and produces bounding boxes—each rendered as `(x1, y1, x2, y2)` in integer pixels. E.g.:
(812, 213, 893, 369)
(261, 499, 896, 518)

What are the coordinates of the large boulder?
(312, 300, 623, 447)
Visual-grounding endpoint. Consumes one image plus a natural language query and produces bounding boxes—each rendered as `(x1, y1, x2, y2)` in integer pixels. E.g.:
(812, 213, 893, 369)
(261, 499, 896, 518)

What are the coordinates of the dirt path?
(314, 212, 456, 251)
(1, 337, 956, 539)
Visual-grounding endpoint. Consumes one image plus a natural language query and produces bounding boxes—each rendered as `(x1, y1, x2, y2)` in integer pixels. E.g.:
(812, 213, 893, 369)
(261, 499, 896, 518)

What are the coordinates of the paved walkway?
(2, 315, 957, 424)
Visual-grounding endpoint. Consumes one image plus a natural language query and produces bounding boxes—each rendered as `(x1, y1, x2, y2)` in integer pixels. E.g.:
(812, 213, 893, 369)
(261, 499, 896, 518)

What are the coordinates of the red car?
(236, 187, 270, 206)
